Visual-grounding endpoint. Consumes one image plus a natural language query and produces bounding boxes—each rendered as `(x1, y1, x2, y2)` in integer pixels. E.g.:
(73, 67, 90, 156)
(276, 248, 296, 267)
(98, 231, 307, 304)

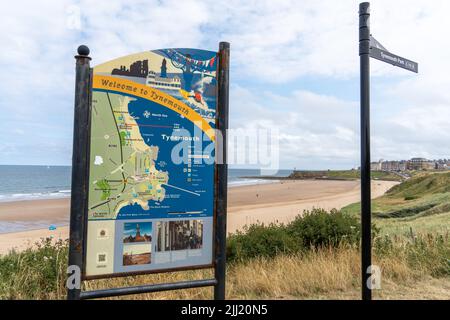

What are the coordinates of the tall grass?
(0, 234, 448, 299)
(0, 238, 68, 299)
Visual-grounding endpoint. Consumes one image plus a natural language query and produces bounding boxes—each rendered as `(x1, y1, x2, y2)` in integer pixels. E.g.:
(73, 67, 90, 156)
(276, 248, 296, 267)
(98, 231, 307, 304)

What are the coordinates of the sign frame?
(67, 43, 230, 300)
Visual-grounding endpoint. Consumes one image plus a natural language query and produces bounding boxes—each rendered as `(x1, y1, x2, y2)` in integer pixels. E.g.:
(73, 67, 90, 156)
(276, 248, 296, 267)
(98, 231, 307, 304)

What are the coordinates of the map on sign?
(85, 49, 217, 277)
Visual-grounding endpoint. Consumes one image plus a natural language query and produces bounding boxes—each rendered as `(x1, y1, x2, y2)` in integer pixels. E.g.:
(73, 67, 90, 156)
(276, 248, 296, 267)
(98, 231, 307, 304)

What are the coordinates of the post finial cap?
(77, 45, 90, 56)
(359, 2, 370, 15)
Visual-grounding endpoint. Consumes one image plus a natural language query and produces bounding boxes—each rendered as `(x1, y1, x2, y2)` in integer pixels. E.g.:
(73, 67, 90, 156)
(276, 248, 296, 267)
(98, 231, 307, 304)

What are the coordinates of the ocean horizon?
(0, 165, 293, 203)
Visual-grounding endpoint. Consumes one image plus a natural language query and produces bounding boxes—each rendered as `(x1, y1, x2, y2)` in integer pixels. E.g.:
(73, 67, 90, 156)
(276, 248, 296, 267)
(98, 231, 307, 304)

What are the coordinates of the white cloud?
(229, 84, 359, 169)
(1, 0, 450, 166)
(370, 105, 450, 161)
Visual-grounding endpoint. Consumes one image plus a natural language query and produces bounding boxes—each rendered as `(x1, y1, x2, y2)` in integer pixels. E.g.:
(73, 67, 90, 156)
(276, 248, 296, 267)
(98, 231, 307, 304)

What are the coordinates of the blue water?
(0, 165, 72, 202)
(227, 168, 292, 186)
(0, 165, 291, 233)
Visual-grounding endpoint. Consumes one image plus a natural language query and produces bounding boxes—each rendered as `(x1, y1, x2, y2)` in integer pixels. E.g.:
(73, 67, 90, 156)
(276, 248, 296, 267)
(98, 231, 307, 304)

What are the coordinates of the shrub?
(287, 208, 361, 249)
(227, 223, 299, 262)
(227, 208, 363, 262)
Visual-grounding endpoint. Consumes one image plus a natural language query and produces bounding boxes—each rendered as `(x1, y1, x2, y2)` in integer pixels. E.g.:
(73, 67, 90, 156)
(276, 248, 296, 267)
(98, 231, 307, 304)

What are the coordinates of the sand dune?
(0, 179, 398, 254)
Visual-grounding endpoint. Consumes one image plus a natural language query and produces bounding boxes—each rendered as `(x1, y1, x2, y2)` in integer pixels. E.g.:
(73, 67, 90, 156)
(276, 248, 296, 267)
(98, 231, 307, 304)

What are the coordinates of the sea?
(0, 165, 292, 203)
(0, 165, 292, 233)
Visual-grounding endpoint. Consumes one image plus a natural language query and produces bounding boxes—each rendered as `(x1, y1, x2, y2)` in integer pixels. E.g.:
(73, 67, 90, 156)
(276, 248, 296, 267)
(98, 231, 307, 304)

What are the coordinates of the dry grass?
(228, 248, 360, 299)
(79, 246, 449, 300)
(1, 243, 448, 300)
(1, 230, 448, 300)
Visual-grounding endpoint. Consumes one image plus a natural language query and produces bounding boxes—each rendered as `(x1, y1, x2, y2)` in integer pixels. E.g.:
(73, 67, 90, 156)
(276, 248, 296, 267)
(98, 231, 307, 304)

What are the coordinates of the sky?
(1, 0, 450, 170)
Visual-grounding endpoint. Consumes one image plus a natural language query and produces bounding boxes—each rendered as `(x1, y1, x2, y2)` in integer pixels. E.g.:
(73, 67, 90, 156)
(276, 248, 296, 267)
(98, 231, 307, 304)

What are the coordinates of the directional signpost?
(369, 38, 418, 73)
(359, 2, 418, 301)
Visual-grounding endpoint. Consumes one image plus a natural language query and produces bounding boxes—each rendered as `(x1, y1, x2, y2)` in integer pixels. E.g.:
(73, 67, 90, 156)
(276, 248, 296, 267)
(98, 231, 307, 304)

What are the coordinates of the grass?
(0, 210, 448, 300)
(288, 170, 403, 181)
(342, 172, 450, 227)
(341, 173, 450, 242)
(376, 212, 450, 237)
(0, 238, 68, 299)
(0, 235, 448, 300)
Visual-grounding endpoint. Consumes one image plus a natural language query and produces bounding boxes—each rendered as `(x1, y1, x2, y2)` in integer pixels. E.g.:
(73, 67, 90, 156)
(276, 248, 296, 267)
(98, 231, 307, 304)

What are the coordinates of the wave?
(228, 178, 279, 187)
(0, 190, 71, 203)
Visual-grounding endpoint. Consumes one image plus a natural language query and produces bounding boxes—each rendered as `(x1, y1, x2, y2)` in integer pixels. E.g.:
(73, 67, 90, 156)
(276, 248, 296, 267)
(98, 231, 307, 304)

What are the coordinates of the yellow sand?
(0, 180, 398, 254)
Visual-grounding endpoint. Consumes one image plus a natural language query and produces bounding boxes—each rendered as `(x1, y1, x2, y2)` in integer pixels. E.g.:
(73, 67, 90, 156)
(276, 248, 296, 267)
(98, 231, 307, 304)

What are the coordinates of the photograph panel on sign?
(123, 222, 152, 243)
(122, 222, 153, 266)
(122, 243, 152, 266)
(156, 219, 203, 252)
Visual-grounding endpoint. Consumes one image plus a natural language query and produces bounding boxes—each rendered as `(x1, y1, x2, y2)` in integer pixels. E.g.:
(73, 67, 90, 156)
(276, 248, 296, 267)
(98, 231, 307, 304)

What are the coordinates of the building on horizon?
(370, 157, 443, 172)
(435, 159, 449, 170)
(407, 158, 434, 171)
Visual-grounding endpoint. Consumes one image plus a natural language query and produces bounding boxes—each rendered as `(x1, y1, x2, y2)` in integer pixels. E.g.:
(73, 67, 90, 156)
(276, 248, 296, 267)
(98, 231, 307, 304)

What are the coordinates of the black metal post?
(67, 45, 92, 300)
(214, 41, 230, 300)
(359, 3, 372, 301)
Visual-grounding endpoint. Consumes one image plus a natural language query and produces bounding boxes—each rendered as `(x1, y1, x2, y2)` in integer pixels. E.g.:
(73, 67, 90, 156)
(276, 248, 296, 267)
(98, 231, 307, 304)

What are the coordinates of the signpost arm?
(67, 45, 92, 300)
(359, 2, 372, 301)
(214, 41, 230, 300)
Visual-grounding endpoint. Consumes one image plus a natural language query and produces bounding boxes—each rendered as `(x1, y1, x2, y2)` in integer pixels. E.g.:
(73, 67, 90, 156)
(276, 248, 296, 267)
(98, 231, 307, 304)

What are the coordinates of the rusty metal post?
(214, 42, 230, 300)
(67, 45, 92, 300)
(359, 2, 372, 301)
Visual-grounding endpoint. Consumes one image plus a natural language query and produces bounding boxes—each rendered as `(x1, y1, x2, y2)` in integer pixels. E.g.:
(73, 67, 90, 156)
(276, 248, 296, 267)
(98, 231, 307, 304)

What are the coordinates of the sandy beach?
(0, 179, 398, 255)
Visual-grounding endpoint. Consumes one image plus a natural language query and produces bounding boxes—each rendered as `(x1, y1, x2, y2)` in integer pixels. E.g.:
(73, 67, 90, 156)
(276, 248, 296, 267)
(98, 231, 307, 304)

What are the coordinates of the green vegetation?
(96, 179, 111, 200)
(288, 209, 361, 248)
(387, 171, 450, 196)
(0, 208, 448, 299)
(226, 223, 299, 260)
(373, 234, 450, 278)
(0, 238, 68, 299)
(288, 170, 403, 181)
(376, 212, 450, 238)
(227, 209, 361, 262)
(342, 172, 450, 236)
